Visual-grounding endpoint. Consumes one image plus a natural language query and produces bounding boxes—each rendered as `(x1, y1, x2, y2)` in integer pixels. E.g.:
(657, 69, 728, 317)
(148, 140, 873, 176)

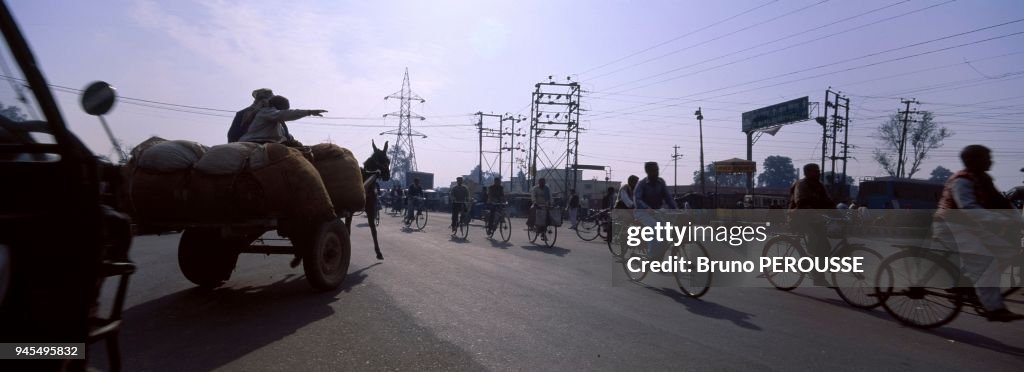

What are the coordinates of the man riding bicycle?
(788, 163, 835, 286)
(450, 177, 470, 234)
(633, 162, 678, 258)
(933, 145, 1024, 322)
(527, 178, 553, 241)
(405, 178, 424, 226)
(486, 177, 505, 233)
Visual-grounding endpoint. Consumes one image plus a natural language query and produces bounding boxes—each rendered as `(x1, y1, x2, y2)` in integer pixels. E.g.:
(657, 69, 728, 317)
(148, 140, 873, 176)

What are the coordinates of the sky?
(5, 0, 1024, 190)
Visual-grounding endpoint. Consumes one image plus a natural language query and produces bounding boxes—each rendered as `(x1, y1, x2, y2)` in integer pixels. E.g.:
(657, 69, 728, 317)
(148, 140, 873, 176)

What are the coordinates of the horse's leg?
(368, 207, 383, 260)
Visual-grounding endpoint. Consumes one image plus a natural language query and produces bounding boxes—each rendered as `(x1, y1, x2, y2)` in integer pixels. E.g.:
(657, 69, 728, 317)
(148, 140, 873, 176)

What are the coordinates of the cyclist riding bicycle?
(451, 177, 471, 234)
(527, 177, 553, 241)
(633, 162, 678, 258)
(405, 178, 424, 225)
(933, 145, 1024, 322)
(788, 163, 835, 286)
(486, 177, 506, 232)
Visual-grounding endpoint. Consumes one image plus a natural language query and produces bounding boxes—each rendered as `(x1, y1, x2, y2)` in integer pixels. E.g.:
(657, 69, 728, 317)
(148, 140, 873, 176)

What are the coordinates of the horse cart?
(126, 139, 376, 291)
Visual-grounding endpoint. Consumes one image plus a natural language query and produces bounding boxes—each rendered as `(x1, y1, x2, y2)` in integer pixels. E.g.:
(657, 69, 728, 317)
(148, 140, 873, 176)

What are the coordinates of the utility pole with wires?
(528, 76, 581, 197)
(672, 145, 683, 197)
(499, 113, 527, 188)
(476, 112, 504, 186)
(380, 67, 426, 186)
(821, 88, 851, 199)
(896, 98, 919, 179)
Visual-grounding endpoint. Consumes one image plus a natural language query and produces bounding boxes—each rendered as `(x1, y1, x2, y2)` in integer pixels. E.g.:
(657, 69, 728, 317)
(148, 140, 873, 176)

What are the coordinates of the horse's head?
(366, 140, 391, 181)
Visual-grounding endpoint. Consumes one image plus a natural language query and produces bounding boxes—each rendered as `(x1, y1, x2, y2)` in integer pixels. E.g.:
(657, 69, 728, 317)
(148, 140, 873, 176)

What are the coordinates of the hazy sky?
(6, 0, 1024, 190)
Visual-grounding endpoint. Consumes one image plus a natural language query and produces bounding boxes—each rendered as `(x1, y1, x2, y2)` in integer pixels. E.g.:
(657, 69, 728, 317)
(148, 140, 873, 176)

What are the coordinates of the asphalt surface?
(89, 212, 1024, 371)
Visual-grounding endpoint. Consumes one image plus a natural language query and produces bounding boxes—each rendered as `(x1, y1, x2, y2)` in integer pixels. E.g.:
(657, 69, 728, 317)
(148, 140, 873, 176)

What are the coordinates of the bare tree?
(872, 111, 951, 178)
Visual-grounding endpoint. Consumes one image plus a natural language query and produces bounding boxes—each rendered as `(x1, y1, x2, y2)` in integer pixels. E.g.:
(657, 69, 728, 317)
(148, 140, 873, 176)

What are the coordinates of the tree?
(756, 155, 797, 188)
(693, 164, 745, 188)
(928, 165, 953, 183)
(0, 101, 27, 122)
(872, 111, 952, 178)
(468, 164, 500, 186)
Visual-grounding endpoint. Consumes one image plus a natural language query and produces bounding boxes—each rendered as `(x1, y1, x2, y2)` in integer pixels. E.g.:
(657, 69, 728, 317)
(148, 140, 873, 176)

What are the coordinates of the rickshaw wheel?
(178, 228, 241, 288)
(301, 219, 351, 291)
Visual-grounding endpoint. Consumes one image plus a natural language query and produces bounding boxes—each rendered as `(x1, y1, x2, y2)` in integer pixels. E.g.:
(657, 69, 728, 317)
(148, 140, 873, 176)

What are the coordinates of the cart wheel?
(301, 220, 351, 291)
(178, 228, 241, 288)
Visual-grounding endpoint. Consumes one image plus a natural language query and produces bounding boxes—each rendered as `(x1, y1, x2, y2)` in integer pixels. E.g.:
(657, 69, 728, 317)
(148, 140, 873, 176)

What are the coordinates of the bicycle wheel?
(498, 215, 512, 242)
(576, 219, 600, 241)
(832, 245, 883, 309)
(875, 250, 963, 329)
(543, 226, 558, 248)
(673, 242, 711, 298)
(1001, 262, 1022, 297)
(761, 236, 805, 291)
(527, 225, 538, 243)
(456, 218, 469, 239)
(621, 244, 649, 282)
(415, 209, 428, 230)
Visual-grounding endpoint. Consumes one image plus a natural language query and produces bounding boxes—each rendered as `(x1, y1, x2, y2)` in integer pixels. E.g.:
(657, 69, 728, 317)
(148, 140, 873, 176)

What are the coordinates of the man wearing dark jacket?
(228, 88, 273, 143)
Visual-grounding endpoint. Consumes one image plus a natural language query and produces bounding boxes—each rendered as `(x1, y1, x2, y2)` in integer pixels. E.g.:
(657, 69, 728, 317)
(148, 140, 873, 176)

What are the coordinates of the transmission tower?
(821, 88, 851, 199)
(380, 68, 426, 186)
(528, 76, 581, 198)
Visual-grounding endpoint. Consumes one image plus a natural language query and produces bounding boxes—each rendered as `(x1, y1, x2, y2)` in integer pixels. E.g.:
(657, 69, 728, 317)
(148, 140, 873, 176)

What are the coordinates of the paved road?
(91, 212, 1024, 371)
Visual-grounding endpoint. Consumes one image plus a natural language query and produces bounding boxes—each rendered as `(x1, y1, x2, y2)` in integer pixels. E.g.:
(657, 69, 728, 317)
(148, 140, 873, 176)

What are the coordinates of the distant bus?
(856, 178, 944, 209)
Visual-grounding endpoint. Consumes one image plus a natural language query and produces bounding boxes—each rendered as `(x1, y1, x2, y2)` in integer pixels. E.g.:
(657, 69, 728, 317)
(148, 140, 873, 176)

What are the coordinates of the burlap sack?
(249, 143, 336, 222)
(194, 142, 260, 175)
(135, 139, 208, 173)
(186, 171, 266, 222)
(128, 169, 191, 224)
(309, 143, 365, 213)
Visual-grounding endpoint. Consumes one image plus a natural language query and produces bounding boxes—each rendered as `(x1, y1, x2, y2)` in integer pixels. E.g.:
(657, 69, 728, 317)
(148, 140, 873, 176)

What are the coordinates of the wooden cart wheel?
(178, 228, 242, 288)
(302, 219, 351, 291)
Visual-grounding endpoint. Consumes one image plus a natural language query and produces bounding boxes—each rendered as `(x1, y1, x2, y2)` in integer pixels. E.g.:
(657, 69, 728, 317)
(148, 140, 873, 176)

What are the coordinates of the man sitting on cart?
(237, 95, 326, 145)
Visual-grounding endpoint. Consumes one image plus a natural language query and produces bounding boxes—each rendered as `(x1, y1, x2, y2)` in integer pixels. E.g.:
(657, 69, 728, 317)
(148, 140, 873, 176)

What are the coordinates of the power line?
(576, 0, 779, 76)
(585, 0, 830, 82)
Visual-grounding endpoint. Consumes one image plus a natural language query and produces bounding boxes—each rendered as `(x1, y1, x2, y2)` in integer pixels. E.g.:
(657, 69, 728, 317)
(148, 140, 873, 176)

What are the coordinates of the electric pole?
(528, 76, 581, 197)
(380, 68, 426, 186)
(695, 108, 705, 195)
(896, 99, 918, 179)
(822, 88, 851, 198)
(672, 145, 683, 197)
(476, 112, 504, 186)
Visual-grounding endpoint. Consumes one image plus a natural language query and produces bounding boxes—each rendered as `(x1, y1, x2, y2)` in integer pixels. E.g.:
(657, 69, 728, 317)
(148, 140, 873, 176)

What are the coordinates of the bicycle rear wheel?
(833, 245, 884, 309)
(761, 236, 805, 291)
(576, 219, 600, 241)
(498, 215, 511, 242)
(415, 210, 428, 230)
(875, 250, 963, 329)
(527, 225, 538, 243)
(673, 242, 711, 298)
(606, 224, 625, 258)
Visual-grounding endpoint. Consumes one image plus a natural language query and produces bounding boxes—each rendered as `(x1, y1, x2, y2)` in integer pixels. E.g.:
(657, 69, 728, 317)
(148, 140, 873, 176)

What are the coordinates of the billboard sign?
(742, 96, 809, 132)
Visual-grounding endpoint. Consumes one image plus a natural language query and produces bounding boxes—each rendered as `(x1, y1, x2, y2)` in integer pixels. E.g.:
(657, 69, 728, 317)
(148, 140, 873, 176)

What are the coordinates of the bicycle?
(451, 201, 471, 239)
(606, 211, 630, 258)
(760, 216, 884, 309)
(485, 202, 512, 242)
(873, 242, 1022, 328)
(403, 196, 427, 230)
(620, 213, 712, 298)
(576, 208, 611, 241)
(527, 205, 559, 248)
